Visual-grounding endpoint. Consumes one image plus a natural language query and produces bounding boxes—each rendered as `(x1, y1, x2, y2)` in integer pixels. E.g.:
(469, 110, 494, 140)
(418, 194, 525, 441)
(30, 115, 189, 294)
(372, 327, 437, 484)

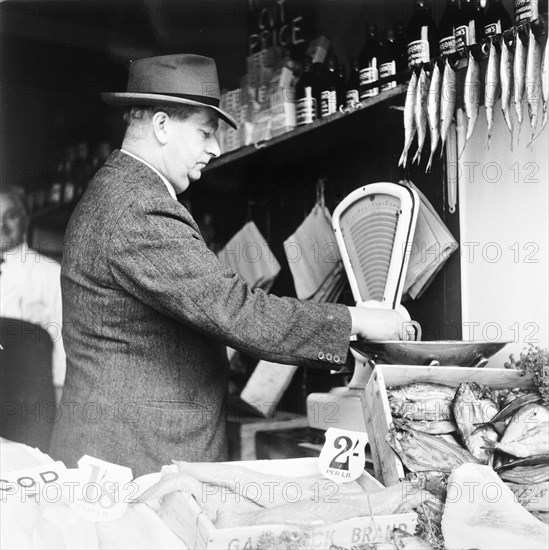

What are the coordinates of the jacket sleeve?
(107, 196, 352, 368)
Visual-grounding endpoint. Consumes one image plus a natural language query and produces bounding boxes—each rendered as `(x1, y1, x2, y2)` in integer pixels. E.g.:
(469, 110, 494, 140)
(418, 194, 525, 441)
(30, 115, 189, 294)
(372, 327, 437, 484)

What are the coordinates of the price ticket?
(318, 427, 368, 483)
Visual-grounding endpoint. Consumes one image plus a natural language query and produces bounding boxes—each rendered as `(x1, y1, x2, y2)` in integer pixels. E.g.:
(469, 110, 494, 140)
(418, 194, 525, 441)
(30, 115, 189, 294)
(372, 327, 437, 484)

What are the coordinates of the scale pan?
(350, 340, 509, 368)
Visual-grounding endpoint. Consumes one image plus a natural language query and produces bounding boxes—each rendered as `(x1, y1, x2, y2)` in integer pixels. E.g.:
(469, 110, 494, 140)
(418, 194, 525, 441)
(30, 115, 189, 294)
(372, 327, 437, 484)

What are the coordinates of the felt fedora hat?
(101, 54, 237, 129)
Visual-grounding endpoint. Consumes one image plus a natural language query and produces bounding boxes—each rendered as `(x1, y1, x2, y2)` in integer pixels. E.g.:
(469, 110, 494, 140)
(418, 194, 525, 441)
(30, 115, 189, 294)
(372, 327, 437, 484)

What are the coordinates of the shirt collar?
(1, 243, 26, 265)
(120, 149, 177, 200)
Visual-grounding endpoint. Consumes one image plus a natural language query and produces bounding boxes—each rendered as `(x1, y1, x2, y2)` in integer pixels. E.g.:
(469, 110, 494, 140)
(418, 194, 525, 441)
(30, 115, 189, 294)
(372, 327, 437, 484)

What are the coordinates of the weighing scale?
(306, 182, 420, 432)
(255, 182, 508, 460)
(305, 182, 508, 433)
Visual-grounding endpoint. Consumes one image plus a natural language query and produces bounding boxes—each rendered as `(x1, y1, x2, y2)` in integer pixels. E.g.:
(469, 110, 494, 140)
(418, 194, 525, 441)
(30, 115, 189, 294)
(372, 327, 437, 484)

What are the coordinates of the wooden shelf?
(203, 83, 408, 177)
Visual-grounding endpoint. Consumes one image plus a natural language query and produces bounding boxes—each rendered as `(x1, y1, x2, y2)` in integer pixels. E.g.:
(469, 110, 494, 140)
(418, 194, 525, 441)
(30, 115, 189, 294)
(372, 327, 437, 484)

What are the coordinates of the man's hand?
(348, 306, 414, 341)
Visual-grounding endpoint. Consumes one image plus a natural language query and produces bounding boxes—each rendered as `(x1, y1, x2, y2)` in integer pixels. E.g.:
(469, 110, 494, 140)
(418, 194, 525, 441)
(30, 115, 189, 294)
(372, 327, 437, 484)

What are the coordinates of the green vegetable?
(505, 345, 549, 407)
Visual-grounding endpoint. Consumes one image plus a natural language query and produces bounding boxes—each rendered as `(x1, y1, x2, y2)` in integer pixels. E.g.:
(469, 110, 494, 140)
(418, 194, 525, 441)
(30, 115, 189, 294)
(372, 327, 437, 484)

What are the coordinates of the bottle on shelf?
(47, 160, 64, 208)
(394, 24, 408, 72)
(319, 54, 339, 118)
(456, 0, 483, 50)
(406, 0, 438, 68)
(61, 147, 76, 205)
(312, 60, 325, 118)
(359, 23, 381, 99)
(73, 142, 90, 199)
(345, 59, 361, 109)
(469, 0, 486, 44)
(484, 0, 512, 38)
(514, 0, 542, 25)
(439, 0, 460, 56)
(91, 141, 112, 175)
(379, 28, 399, 91)
(337, 62, 347, 111)
(455, 0, 469, 52)
(296, 55, 318, 126)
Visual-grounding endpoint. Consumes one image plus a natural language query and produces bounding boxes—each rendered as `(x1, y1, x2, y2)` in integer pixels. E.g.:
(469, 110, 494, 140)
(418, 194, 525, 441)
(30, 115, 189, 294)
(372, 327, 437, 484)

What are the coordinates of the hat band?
(133, 92, 220, 108)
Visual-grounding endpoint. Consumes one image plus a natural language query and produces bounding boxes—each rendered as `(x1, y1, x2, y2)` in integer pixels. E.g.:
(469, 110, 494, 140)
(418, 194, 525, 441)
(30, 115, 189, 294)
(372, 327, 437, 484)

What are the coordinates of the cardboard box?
(362, 365, 537, 487)
(157, 457, 417, 549)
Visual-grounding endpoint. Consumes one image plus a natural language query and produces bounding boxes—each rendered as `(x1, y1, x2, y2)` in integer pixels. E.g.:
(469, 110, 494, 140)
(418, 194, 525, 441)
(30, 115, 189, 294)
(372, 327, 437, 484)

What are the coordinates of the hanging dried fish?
(514, 27, 528, 132)
(413, 65, 431, 165)
(485, 37, 501, 149)
(464, 50, 481, 148)
(526, 26, 543, 140)
(399, 69, 419, 168)
(500, 33, 515, 147)
(528, 32, 548, 146)
(426, 59, 441, 172)
(440, 57, 457, 153)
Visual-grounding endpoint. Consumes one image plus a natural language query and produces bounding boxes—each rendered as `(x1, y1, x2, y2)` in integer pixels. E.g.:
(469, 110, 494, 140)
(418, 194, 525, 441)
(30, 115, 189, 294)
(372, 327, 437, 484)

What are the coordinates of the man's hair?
(123, 104, 201, 135)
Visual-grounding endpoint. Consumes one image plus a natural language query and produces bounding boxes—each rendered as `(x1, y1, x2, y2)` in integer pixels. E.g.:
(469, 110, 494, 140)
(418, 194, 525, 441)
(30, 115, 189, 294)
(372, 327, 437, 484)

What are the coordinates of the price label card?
(65, 455, 133, 522)
(318, 427, 368, 483)
(0, 461, 67, 500)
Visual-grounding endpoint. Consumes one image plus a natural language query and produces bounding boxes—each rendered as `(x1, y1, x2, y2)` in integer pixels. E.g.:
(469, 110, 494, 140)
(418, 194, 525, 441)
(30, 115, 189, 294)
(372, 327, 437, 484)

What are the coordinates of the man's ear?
(151, 111, 170, 145)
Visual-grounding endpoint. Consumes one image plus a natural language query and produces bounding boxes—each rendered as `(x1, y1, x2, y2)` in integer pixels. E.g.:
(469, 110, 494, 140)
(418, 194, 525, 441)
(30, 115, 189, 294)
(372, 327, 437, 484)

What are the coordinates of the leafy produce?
(506, 345, 549, 406)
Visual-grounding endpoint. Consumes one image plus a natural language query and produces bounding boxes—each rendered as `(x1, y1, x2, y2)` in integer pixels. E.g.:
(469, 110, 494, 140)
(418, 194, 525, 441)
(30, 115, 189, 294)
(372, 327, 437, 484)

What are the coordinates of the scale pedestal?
(306, 349, 376, 432)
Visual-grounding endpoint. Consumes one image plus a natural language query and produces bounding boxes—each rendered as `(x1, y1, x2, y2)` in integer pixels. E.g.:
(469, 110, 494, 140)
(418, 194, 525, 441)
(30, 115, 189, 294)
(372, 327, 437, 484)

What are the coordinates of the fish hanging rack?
(409, 14, 548, 79)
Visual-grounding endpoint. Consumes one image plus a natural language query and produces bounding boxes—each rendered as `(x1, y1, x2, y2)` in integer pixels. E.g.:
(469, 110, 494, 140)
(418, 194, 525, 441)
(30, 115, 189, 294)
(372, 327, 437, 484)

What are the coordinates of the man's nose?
(206, 135, 221, 158)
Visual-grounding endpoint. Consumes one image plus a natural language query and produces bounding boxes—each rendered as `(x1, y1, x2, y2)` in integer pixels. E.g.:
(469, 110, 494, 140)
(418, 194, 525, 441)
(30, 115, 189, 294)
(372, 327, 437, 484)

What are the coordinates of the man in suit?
(50, 54, 409, 477)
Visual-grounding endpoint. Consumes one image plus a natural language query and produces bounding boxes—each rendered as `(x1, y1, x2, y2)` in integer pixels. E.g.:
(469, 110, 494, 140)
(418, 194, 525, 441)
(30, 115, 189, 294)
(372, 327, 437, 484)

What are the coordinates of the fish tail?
(398, 149, 408, 168)
(527, 110, 548, 147)
(458, 139, 466, 160)
(516, 101, 523, 125)
(480, 437, 498, 450)
(516, 109, 523, 140)
(412, 146, 422, 165)
(465, 122, 473, 142)
(426, 151, 434, 173)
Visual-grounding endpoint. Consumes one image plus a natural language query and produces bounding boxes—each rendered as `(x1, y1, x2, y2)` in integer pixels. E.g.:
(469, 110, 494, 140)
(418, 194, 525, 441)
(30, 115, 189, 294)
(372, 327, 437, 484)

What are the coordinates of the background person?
(0, 185, 66, 403)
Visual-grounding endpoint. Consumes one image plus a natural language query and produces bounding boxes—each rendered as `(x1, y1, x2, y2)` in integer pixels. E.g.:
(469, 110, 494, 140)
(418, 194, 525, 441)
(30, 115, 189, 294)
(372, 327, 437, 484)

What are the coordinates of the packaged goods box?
(157, 457, 417, 550)
(362, 365, 537, 487)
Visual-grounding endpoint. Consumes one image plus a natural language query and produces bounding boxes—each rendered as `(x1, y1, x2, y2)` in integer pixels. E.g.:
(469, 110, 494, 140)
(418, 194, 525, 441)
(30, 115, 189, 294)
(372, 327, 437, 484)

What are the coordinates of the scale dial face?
(339, 193, 402, 304)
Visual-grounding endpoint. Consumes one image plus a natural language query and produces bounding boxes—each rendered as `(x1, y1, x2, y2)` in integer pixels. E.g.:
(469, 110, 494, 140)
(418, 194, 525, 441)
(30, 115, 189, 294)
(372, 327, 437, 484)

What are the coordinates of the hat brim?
(101, 92, 237, 129)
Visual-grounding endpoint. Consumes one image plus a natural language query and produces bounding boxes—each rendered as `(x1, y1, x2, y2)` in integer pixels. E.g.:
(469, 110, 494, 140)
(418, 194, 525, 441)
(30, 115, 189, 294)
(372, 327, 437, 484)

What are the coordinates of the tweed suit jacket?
(49, 150, 352, 477)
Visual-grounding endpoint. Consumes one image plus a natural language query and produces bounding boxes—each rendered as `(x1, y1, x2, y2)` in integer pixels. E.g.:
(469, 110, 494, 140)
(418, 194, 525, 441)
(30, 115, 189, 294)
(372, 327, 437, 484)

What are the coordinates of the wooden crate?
(362, 365, 537, 486)
(157, 457, 418, 549)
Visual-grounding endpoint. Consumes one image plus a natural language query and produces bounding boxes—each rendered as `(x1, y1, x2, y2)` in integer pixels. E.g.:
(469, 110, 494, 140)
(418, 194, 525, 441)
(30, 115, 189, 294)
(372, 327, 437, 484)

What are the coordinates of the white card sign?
(318, 427, 368, 483)
(66, 455, 133, 522)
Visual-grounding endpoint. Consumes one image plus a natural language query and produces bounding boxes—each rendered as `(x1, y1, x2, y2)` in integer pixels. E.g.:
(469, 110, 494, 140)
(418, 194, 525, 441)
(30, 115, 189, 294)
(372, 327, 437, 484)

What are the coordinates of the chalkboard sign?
(245, 0, 316, 60)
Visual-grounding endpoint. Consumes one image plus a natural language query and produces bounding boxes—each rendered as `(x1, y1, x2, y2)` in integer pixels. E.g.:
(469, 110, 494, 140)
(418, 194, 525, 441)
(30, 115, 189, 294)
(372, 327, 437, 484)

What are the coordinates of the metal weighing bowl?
(350, 340, 510, 368)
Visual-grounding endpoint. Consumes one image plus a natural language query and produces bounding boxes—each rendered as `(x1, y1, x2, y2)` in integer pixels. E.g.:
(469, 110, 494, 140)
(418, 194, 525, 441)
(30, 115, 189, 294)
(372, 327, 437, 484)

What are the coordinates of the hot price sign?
(247, 0, 311, 54)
